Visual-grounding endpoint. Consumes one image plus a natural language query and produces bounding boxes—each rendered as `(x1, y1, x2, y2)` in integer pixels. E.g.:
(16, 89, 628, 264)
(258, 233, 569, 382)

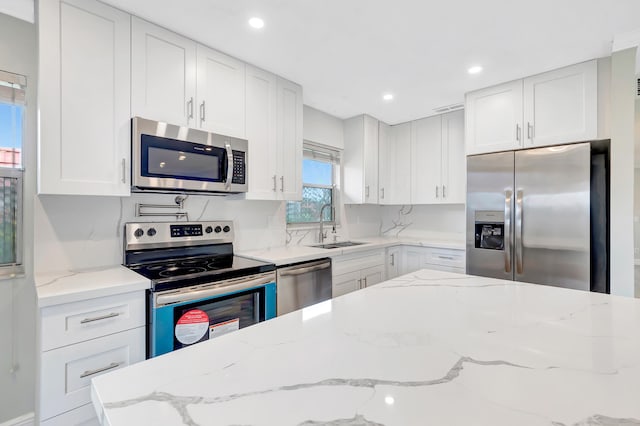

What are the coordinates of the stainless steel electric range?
(123, 221, 276, 358)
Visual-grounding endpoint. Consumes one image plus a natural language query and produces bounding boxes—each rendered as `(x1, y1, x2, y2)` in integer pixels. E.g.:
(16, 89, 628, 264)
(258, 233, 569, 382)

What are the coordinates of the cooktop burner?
(158, 266, 207, 278)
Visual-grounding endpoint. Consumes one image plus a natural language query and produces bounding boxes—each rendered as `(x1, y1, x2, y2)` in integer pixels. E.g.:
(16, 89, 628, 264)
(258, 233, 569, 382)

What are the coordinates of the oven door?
(149, 272, 276, 358)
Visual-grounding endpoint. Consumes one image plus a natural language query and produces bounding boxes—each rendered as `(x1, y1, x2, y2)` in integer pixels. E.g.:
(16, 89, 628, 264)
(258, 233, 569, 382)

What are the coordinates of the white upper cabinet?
(441, 110, 465, 203)
(39, 0, 131, 196)
(523, 61, 597, 147)
(410, 111, 465, 204)
(465, 60, 598, 155)
(245, 65, 278, 200)
(131, 17, 196, 126)
(196, 45, 246, 138)
(465, 80, 523, 155)
(379, 122, 411, 205)
(411, 115, 442, 204)
(276, 77, 303, 201)
(343, 115, 379, 204)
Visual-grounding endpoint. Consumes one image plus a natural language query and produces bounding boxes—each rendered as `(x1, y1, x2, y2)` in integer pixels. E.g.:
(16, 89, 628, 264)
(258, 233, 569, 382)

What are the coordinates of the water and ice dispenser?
(474, 211, 504, 250)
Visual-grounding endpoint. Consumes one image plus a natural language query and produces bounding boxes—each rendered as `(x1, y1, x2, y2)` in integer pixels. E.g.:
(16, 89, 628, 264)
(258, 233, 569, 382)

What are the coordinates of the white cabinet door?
(465, 80, 523, 155)
(363, 115, 380, 204)
(361, 265, 384, 288)
(333, 271, 361, 297)
(276, 77, 303, 201)
(196, 44, 245, 138)
(523, 60, 597, 148)
(380, 122, 411, 205)
(386, 246, 402, 279)
(131, 17, 196, 126)
(245, 65, 278, 200)
(41, 404, 98, 426)
(411, 115, 442, 204)
(441, 110, 465, 204)
(38, 0, 131, 196)
(403, 247, 425, 275)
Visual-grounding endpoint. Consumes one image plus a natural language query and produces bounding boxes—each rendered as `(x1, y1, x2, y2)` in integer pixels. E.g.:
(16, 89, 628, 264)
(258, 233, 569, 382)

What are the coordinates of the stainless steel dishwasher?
(276, 258, 332, 316)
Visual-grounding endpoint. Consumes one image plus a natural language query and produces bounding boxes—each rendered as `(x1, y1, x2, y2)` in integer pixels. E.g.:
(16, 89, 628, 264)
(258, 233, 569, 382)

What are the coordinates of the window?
(286, 144, 339, 225)
(0, 70, 25, 272)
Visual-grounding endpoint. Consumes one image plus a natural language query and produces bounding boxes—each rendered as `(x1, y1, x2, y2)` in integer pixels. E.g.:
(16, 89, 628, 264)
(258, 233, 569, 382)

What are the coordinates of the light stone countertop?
(91, 269, 640, 426)
(35, 266, 151, 307)
(236, 236, 465, 266)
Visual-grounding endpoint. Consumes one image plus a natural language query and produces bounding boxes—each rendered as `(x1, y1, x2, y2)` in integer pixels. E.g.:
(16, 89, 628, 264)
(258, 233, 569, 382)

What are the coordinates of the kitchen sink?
(310, 241, 367, 249)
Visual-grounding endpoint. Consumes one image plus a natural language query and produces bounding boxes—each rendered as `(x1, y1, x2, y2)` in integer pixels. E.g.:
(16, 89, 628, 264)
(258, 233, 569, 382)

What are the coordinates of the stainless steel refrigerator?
(466, 142, 608, 292)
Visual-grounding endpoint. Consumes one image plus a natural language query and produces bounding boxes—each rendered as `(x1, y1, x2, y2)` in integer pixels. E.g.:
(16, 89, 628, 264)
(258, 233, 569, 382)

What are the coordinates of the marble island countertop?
(236, 235, 465, 265)
(92, 270, 640, 426)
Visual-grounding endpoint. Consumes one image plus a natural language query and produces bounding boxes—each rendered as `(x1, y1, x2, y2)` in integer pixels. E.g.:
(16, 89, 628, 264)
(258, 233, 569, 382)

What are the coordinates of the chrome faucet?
(319, 203, 332, 244)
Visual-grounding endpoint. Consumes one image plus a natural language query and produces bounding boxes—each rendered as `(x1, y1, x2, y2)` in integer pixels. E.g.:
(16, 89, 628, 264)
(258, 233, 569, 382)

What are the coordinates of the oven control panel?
(124, 221, 234, 249)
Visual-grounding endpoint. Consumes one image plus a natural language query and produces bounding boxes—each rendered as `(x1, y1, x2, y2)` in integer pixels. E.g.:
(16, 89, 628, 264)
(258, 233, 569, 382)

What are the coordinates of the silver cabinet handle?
(280, 176, 284, 192)
(365, 185, 370, 198)
(80, 362, 121, 379)
(390, 253, 395, 266)
(435, 186, 439, 198)
(437, 255, 454, 260)
(442, 185, 446, 198)
(516, 124, 521, 142)
(225, 143, 233, 189)
(187, 97, 194, 119)
(363, 277, 367, 287)
(504, 190, 512, 273)
(200, 100, 206, 123)
(357, 278, 362, 289)
(272, 175, 277, 192)
(527, 122, 533, 141)
(515, 189, 523, 274)
(121, 158, 126, 184)
(381, 188, 385, 199)
(80, 312, 120, 324)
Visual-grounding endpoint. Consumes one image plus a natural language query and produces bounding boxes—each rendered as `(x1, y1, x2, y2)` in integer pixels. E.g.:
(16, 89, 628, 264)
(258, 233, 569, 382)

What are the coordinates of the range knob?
(147, 228, 157, 237)
(134, 228, 144, 238)
(223, 225, 231, 233)
(214, 226, 222, 233)
(205, 226, 213, 234)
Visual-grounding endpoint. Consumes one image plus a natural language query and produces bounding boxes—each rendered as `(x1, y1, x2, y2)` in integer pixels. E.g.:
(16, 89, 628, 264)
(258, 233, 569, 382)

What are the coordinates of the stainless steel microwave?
(131, 117, 248, 194)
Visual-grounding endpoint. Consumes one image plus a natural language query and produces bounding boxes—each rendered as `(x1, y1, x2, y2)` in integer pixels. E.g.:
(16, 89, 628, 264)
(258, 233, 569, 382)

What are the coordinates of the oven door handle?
(156, 275, 273, 307)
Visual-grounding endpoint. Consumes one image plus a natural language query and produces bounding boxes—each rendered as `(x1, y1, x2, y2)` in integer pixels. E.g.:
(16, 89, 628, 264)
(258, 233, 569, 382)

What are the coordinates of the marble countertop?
(236, 236, 465, 266)
(91, 270, 640, 426)
(36, 266, 151, 307)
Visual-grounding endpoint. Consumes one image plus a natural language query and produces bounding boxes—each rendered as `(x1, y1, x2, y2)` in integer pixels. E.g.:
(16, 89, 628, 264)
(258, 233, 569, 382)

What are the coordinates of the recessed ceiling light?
(382, 93, 394, 101)
(248, 17, 265, 29)
(468, 65, 483, 75)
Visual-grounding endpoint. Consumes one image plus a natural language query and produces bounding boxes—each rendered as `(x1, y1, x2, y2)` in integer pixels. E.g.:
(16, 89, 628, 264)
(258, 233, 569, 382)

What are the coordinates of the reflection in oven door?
(149, 276, 276, 358)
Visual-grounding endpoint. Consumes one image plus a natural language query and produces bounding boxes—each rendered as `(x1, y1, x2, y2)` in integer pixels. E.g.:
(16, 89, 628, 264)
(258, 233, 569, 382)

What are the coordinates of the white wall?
(303, 105, 344, 149)
(0, 0, 34, 23)
(610, 47, 636, 297)
(0, 12, 36, 423)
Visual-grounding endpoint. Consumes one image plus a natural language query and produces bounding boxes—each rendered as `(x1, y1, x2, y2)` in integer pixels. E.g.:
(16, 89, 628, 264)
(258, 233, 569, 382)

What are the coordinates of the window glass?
(302, 159, 332, 185)
(0, 102, 23, 168)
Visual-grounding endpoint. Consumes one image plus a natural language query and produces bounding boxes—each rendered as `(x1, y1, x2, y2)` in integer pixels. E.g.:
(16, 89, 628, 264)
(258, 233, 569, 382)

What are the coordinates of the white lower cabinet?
(332, 250, 385, 297)
(386, 246, 402, 279)
(402, 246, 465, 275)
(39, 291, 146, 424)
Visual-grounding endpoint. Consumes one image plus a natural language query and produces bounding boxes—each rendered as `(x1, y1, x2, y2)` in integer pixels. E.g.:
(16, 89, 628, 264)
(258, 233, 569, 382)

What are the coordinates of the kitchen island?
(91, 270, 640, 426)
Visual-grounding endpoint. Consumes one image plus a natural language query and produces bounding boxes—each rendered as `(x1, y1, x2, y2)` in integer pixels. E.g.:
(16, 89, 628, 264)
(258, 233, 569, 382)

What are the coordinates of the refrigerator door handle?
(515, 189, 524, 274)
(504, 190, 512, 273)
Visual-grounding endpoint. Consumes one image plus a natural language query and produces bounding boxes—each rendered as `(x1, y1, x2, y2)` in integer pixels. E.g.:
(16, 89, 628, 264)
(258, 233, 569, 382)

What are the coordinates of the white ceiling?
(102, 0, 640, 125)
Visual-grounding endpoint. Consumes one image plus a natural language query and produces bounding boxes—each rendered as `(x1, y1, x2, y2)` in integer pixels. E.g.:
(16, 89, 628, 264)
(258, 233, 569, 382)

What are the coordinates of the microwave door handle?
(225, 143, 233, 189)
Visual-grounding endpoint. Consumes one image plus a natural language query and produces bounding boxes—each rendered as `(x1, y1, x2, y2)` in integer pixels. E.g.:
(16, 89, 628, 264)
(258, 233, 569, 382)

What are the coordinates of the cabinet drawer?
(42, 291, 145, 351)
(40, 327, 145, 420)
(41, 403, 99, 426)
(332, 250, 385, 276)
(424, 249, 465, 269)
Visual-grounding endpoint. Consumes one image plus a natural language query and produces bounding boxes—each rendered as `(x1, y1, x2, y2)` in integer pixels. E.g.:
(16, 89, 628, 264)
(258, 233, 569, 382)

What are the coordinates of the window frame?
(286, 143, 340, 227)
(0, 69, 25, 277)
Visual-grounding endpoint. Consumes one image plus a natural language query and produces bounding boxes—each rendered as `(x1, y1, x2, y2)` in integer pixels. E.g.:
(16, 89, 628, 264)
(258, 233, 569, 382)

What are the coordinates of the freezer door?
(514, 143, 590, 290)
(466, 151, 515, 280)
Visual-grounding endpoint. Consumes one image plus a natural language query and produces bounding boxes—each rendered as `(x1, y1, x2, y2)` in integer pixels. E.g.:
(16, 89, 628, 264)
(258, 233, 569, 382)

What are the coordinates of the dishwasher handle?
(278, 260, 331, 277)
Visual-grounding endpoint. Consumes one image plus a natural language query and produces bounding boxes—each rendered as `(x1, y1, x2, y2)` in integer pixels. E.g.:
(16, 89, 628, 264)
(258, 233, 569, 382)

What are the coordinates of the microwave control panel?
(231, 151, 245, 184)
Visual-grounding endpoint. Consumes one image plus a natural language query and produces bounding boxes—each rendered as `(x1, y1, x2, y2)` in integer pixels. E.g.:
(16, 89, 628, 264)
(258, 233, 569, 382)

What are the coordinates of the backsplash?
(34, 194, 287, 273)
(379, 204, 466, 240)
